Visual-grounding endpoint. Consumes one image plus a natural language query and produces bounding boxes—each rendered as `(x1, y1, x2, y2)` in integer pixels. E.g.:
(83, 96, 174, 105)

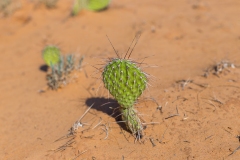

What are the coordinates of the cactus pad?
(86, 0, 111, 11)
(102, 58, 147, 108)
(42, 46, 61, 66)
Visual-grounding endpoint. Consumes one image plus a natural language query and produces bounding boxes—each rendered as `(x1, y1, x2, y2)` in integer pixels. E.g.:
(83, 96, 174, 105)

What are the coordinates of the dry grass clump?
(204, 60, 236, 77)
(47, 54, 84, 90)
(0, 0, 21, 17)
(40, 0, 58, 8)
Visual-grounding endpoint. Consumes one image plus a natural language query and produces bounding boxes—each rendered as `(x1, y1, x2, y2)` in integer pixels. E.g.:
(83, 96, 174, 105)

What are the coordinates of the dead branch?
(92, 117, 103, 129)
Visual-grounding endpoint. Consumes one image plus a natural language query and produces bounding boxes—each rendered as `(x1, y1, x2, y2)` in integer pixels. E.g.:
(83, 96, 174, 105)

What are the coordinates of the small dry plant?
(40, 0, 58, 8)
(42, 45, 84, 90)
(47, 54, 84, 90)
(204, 60, 236, 77)
(0, 0, 21, 17)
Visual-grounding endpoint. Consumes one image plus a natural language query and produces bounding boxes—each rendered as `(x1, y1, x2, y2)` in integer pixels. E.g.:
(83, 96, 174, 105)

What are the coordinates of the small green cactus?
(71, 0, 111, 15)
(103, 58, 147, 108)
(42, 45, 61, 66)
(102, 57, 147, 137)
(100, 34, 148, 138)
(86, 0, 111, 11)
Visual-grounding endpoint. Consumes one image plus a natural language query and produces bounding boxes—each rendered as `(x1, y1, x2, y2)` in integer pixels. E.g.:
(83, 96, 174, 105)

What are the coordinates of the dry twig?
(92, 117, 103, 129)
(150, 138, 156, 147)
(72, 150, 88, 160)
(158, 126, 169, 144)
(165, 106, 179, 119)
(101, 124, 109, 140)
(228, 146, 240, 156)
(70, 103, 94, 134)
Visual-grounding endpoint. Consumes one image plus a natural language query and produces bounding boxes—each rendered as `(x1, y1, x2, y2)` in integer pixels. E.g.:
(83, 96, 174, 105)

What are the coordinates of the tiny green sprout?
(42, 45, 61, 66)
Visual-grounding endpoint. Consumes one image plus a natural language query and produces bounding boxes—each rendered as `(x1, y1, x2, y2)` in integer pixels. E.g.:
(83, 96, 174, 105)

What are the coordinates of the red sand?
(0, 0, 240, 159)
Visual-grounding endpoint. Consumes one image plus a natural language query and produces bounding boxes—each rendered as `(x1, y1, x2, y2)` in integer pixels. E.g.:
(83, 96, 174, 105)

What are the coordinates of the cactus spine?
(102, 57, 147, 137)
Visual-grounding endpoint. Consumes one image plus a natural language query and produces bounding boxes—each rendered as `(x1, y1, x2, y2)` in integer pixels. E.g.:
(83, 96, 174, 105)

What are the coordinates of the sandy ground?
(0, 0, 240, 159)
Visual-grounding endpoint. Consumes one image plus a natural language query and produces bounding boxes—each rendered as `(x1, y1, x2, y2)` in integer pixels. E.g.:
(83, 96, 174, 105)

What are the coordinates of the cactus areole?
(103, 58, 147, 108)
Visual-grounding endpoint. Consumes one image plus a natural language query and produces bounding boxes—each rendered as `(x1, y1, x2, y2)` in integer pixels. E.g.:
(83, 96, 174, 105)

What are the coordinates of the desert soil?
(0, 0, 240, 159)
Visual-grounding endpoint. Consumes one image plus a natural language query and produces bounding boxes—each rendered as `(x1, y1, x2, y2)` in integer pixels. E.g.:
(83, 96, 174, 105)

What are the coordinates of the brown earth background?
(0, 0, 240, 159)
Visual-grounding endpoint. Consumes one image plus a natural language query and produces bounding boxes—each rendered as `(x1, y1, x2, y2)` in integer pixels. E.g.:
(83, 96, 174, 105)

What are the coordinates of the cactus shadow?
(39, 64, 49, 72)
(85, 97, 128, 132)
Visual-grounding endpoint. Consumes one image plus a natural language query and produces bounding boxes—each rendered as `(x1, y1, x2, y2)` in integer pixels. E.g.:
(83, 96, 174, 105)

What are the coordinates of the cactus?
(86, 0, 111, 11)
(71, 0, 111, 15)
(103, 58, 147, 108)
(102, 57, 147, 137)
(42, 45, 61, 66)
